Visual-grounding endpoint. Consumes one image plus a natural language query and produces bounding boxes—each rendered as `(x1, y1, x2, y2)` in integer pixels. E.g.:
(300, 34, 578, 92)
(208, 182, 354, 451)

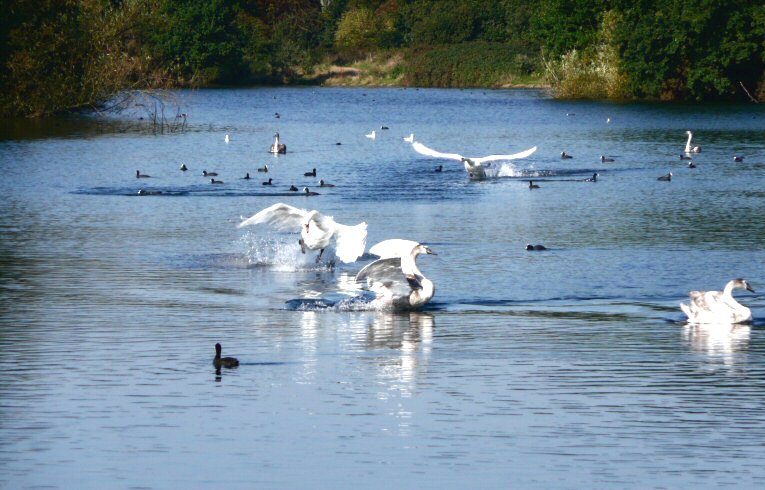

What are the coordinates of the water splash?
(239, 232, 333, 272)
(285, 293, 381, 312)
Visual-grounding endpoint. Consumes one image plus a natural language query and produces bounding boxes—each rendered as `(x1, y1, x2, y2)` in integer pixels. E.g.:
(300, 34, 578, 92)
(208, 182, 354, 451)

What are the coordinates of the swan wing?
(369, 239, 419, 259)
(689, 290, 724, 312)
(332, 221, 368, 263)
(238, 203, 309, 230)
(412, 142, 464, 161)
(356, 257, 411, 297)
(471, 146, 538, 164)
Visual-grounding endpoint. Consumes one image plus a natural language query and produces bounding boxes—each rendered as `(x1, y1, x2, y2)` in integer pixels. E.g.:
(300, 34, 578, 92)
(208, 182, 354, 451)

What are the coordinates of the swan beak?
(304, 223, 310, 232)
(426, 247, 437, 255)
(746, 284, 755, 293)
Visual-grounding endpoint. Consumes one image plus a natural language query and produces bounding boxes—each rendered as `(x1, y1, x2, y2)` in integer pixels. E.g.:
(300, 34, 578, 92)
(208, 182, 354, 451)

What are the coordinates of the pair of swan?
(238, 205, 436, 310)
(681, 279, 755, 324)
(410, 141, 537, 180)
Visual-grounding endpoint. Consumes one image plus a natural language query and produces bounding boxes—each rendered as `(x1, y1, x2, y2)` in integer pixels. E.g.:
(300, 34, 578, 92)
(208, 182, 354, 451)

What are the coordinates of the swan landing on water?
(356, 239, 436, 311)
(411, 141, 537, 180)
(238, 203, 367, 264)
(680, 278, 755, 324)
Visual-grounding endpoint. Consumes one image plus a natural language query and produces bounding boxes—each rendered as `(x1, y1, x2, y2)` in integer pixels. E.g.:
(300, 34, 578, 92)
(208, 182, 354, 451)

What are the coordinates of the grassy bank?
(306, 43, 546, 89)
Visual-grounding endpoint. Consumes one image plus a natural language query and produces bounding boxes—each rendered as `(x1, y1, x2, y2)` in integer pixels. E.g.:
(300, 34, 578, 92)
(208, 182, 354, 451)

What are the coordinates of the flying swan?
(356, 239, 436, 311)
(411, 141, 537, 180)
(680, 278, 755, 324)
(238, 203, 367, 263)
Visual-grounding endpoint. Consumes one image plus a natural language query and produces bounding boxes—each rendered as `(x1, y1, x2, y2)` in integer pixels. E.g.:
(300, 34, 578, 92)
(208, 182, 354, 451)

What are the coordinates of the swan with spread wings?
(238, 203, 367, 263)
(411, 141, 537, 180)
(356, 239, 436, 311)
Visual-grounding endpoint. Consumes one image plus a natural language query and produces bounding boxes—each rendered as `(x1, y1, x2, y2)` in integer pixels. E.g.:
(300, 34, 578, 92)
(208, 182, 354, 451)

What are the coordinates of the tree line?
(1, 0, 762, 116)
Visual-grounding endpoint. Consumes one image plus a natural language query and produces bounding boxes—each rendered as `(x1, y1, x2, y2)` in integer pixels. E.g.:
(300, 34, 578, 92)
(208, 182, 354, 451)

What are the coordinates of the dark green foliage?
(1, 0, 763, 116)
(528, 0, 611, 56)
(149, 0, 260, 83)
(401, 0, 509, 45)
(404, 41, 539, 87)
(614, 0, 765, 100)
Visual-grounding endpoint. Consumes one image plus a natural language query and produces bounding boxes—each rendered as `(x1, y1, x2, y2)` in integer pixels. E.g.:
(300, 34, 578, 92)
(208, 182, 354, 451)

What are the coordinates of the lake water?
(1, 87, 765, 489)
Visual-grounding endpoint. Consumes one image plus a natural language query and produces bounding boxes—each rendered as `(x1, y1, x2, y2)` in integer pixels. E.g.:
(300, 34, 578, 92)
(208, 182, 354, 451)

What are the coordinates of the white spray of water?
(239, 231, 332, 272)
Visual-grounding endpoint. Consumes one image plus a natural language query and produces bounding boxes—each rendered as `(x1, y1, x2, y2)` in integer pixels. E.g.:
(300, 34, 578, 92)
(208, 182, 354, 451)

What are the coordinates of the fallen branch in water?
(739, 82, 759, 103)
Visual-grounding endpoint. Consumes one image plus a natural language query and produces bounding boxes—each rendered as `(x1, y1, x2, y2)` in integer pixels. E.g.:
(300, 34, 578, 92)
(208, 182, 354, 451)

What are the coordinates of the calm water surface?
(1, 88, 765, 489)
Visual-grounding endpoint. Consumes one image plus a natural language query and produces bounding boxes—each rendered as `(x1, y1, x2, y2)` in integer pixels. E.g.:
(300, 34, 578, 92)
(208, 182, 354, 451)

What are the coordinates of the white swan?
(270, 132, 287, 154)
(356, 239, 436, 311)
(225, 134, 230, 143)
(680, 278, 755, 324)
(238, 203, 367, 263)
(411, 141, 537, 180)
(403, 133, 415, 143)
(366, 130, 376, 140)
(685, 131, 701, 153)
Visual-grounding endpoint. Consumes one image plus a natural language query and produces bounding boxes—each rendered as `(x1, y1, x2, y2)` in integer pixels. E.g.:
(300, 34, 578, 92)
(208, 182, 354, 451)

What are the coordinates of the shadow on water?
(0, 114, 181, 141)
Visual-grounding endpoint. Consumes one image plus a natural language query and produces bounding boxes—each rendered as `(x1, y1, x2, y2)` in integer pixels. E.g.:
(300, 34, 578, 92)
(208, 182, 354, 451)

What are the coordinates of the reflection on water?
(682, 322, 751, 369)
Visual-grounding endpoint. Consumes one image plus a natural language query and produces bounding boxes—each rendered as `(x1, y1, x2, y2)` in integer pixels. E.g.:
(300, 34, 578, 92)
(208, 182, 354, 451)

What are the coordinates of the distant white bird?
(270, 132, 287, 154)
(225, 134, 230, 143)
(403, 133, 415, 143)
(681, 278, 755, 324)
(685, 131, 701, 153)
(366, 130, 376, 140)
(356, 239, 436, 311)
(411, 141, 537, 180)
(238, 203, 367, 263)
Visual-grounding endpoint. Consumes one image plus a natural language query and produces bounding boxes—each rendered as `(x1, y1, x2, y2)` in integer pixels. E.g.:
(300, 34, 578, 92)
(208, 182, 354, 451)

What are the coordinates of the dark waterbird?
(304, 168, 317, 177)
(600, 155, 615, 163)
(136, 170, 150, 178)
(289, 185, 298, 192)
(203, 170, 218, 177)
(180, 163, 188, 171)
(211, 178, 224, 184)
(304, 187, 320, 196)
(319, 179, 335, 187)
(561, 151, 573, 159)
(584, 173, 598, 182)
(657, 172, 672, 181)
(529, 180, 540, 189)
(435, 165, 443, 173)
(262, 178, 273, 186)
(526, 244, 547, 251)
(688, 161, 696, 169)
(257, 165, 268, 173)
(733, 155, 745, 162)
(243, 173, 251, 180)
(213, 343, 239, 369)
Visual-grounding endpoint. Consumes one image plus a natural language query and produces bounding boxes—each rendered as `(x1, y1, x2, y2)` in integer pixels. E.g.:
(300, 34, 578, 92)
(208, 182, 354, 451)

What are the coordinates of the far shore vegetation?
(1, 0, 763, 117)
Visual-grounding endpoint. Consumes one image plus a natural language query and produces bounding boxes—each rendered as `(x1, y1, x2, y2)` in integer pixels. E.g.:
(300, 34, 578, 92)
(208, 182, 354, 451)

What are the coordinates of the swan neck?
(401, 250, 421, 277)
(723, 281, 737, 298)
